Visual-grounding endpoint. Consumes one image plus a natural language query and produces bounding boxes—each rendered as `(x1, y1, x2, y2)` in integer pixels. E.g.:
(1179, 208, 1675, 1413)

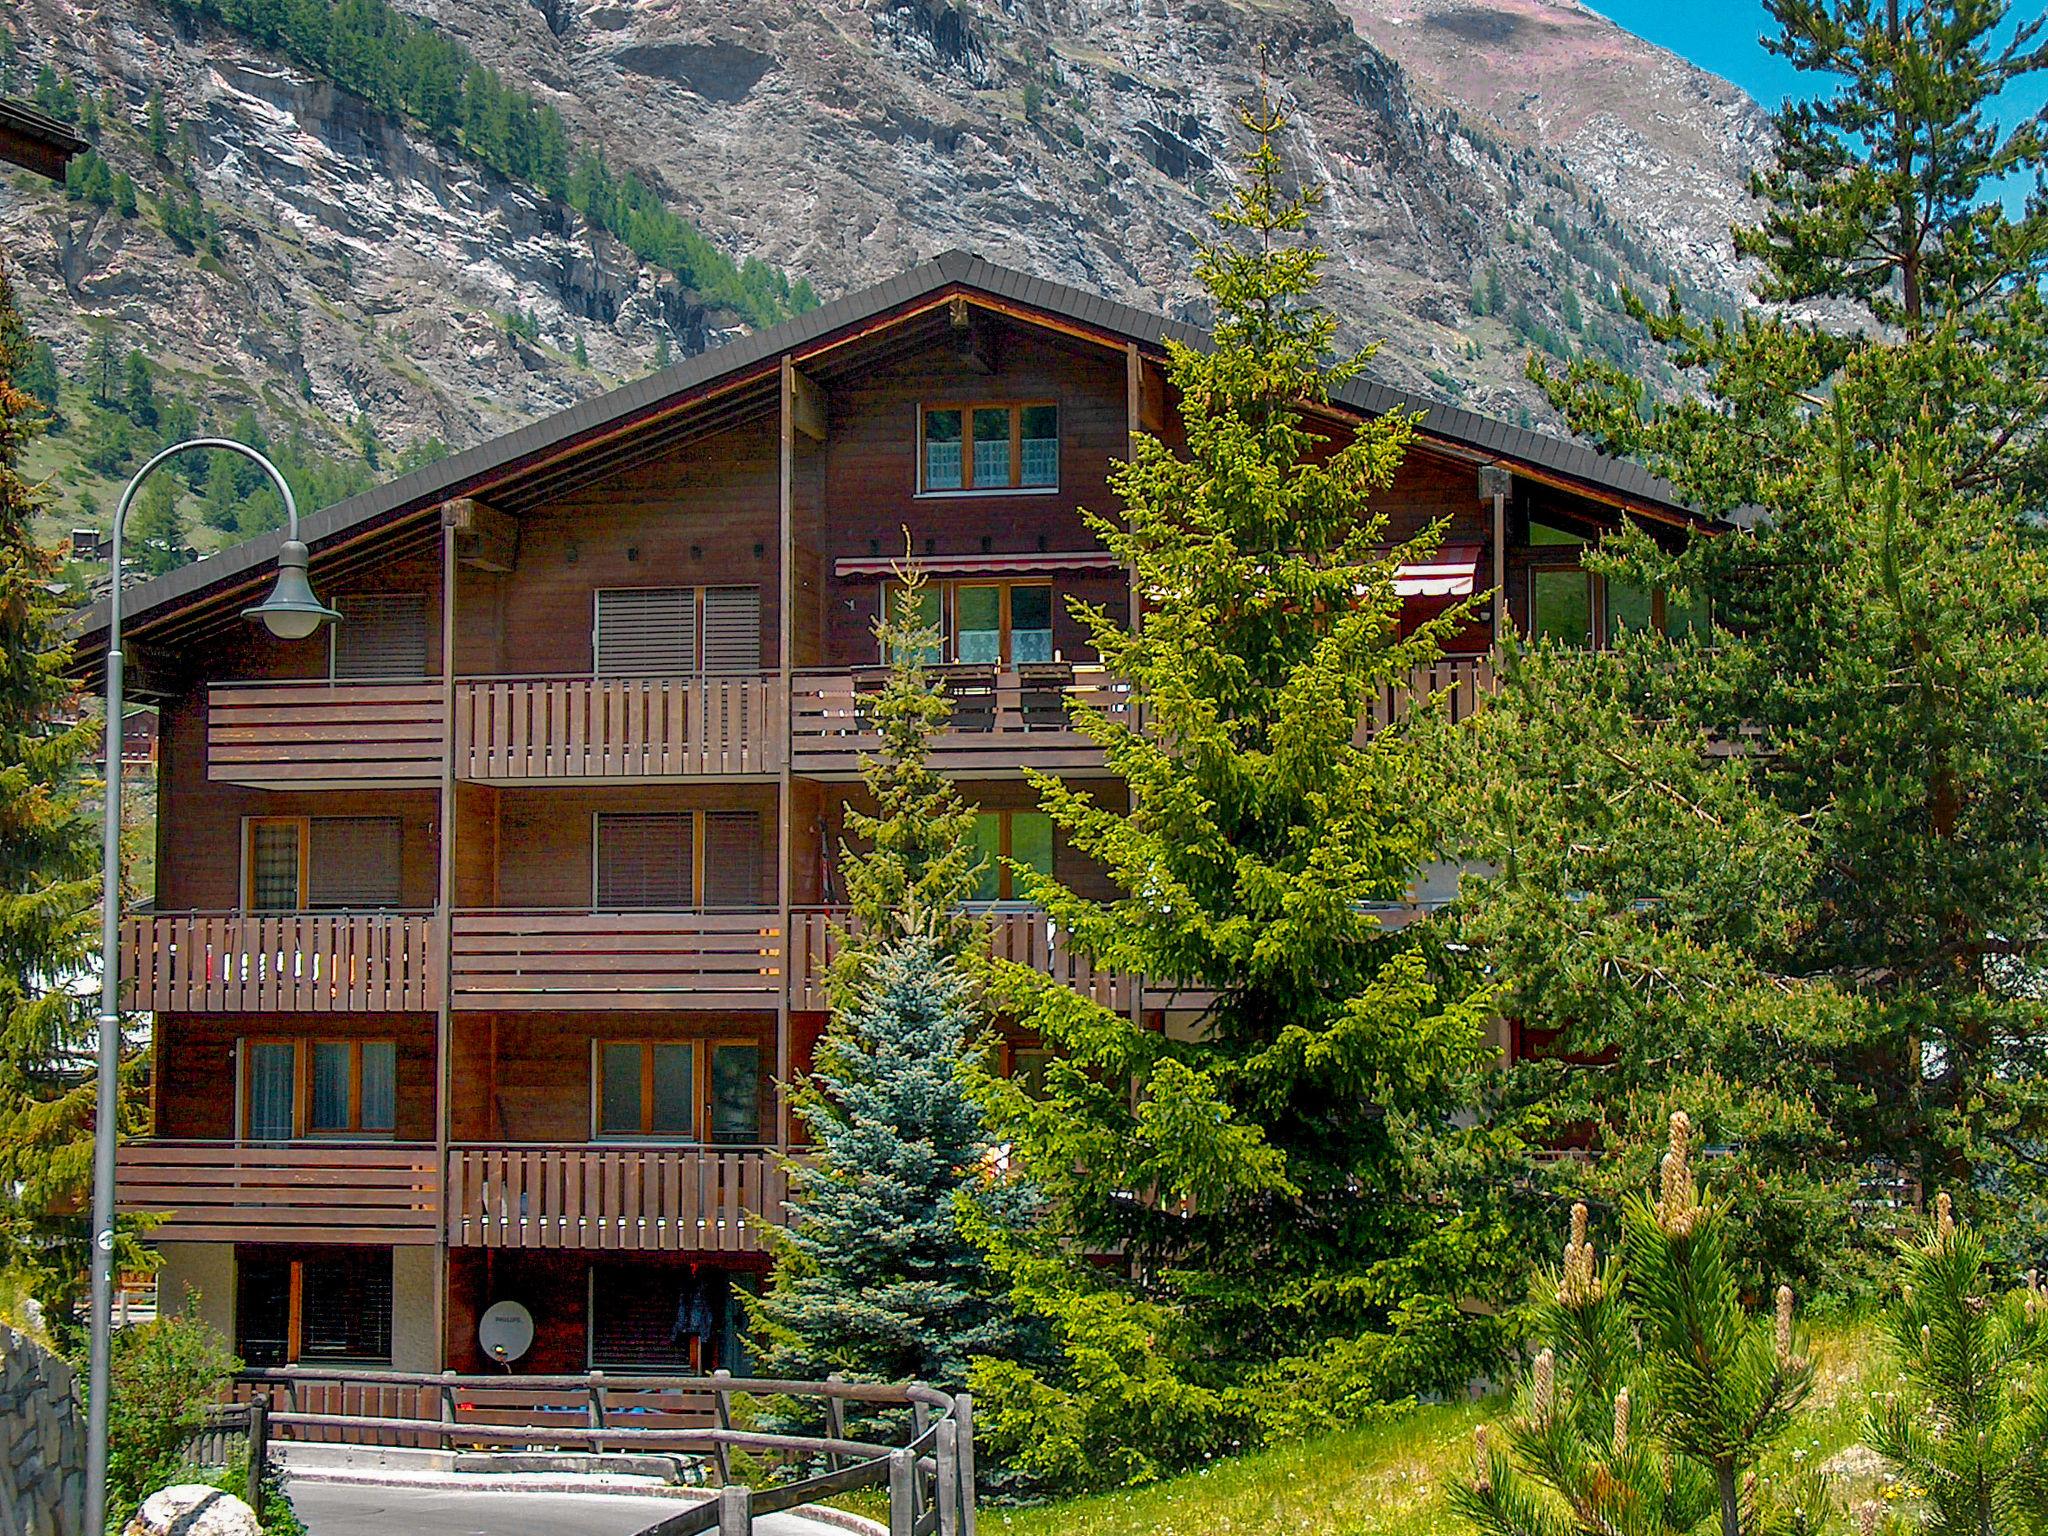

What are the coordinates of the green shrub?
(100, 1303, 239, 1529)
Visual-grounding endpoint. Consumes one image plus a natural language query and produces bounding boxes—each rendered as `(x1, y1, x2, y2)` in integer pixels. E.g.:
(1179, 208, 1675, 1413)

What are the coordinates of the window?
(246, 819, 305, 911)
(919, 403, 1059, 492)
(1528, 521, 1712, 648)
(1531, 567, 1595, 646)
(244, 1038, 397, 1138)
(595, 1039, 763, 1143)
(594, 586, 762, 676)
(246, 817, 404, 911)
(880, 580, 1057, 666)
(331, 592, 430, 679)
(593, 811, 765, 911)
(590, 1263, 733, 1373)
(237, 1251, 392, 1367)
(971, 810, 1054, 902)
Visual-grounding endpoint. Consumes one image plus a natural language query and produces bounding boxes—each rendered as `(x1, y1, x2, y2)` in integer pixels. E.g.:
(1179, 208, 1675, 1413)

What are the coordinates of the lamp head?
(241, 539, 340, 641)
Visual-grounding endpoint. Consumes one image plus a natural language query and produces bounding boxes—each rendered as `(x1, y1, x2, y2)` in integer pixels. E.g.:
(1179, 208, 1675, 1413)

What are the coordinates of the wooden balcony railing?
(789, 906, 1134, 1012)
(122, 911, 442, 1013)
(454, 673, 783, 781)
(448, 910, 784, 1011)
(208, 680, 447, 788)
(115, 1140, 440, 1245)
(1363, 652, 1496, 732)
(790, 664, 1130, 776)
(444, 1144, 786, 1253)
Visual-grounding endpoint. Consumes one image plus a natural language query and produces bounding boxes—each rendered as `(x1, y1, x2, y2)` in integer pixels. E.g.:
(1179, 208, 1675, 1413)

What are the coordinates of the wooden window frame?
(274, 1254, 394, 1367)
(971, 809, 1055, 902)
(242, 816, 310, 912)
(1526, 563, 1699, 650)
(916, 401, 1060, 496)
(879, 578, 1057, 666)
(240, 1037, 397, 1140)
(590, 1037, 768, 1145)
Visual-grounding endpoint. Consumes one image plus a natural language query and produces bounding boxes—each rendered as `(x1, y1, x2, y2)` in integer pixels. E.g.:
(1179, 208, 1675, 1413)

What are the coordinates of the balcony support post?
(777, 356, 797, 1148)
(433, 515, 458, 1369)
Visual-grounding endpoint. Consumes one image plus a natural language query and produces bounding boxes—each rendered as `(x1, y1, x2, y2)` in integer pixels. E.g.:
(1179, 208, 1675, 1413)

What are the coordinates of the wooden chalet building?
(72, 252, 1710, 1378)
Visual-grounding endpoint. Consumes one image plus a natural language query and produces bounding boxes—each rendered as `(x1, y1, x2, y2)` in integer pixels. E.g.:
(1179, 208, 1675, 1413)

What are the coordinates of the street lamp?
(85, 439, 338, 1535)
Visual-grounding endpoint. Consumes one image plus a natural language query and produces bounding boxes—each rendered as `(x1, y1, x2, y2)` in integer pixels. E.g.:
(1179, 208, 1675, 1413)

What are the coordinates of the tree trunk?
(1717, 1462, 1743, 1536)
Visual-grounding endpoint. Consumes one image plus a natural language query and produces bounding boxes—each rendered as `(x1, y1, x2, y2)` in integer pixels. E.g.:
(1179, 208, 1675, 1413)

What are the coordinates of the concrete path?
(288, 1479, 861, 1536)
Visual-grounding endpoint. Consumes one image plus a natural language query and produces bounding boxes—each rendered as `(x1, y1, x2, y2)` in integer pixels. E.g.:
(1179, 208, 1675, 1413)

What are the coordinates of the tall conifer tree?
(0, 259, 131, 1337)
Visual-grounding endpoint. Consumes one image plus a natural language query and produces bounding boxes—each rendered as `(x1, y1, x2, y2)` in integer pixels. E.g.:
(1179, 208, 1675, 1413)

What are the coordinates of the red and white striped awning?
(1393, 544, 1481, 599)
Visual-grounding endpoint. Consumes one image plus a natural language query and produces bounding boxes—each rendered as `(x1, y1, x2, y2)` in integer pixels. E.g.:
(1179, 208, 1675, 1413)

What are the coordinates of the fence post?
(439, 1370, 457, 1454)
(822, 1374, 845, 1473)
(934, 1418, 959, 1536)
(711, 1368, 734, 1487)
(910, 1395, 931, 1511)
(589, 1369, 606, 1457)
(954, 1393, 977, 1536)
(888, 1448, 917, 1536)
(716, 1484, 751, 1536)
(245, 1401, 268, 1528)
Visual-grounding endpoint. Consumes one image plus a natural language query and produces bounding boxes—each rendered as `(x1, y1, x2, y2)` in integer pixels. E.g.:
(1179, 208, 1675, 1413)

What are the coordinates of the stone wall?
(0, 1327, 84, 1536)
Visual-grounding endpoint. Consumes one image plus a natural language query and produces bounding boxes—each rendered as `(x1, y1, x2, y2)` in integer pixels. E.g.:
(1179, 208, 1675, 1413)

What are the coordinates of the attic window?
(920, 403, 1058, 493)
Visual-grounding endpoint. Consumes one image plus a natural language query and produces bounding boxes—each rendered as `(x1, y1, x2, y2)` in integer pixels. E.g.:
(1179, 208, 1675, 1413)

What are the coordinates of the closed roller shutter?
(308, 817, 404, 908)
(701, 811, 763, 908)
(595, 812, 692, 910)
(596, 588, 697, 676)
(700, 586, 762, 673)
(332, 593, 430, 679)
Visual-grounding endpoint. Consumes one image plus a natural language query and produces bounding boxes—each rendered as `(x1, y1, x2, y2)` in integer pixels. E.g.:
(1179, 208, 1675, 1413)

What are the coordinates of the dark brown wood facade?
(104, 274, 1703, 1373)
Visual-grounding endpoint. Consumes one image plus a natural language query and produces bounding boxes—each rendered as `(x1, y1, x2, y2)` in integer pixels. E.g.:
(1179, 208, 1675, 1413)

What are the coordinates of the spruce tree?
(1453, 1114, 1822, 1536)
(754, 572, 1026, 1387)
(1503, 0, 2048, 1261)
(0, 259, 129, 1338)
(1867, 1194, 2048, 1535)
(970, 99, 1500, 1489)
(128, 475, 190, 576)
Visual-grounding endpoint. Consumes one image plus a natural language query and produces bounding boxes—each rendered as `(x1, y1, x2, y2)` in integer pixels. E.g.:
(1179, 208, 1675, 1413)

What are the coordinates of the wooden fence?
(444, 1145, 785, 1253)
(455, 675, 784, 780)
(447, 910, 784, 1011)
(114, 1141, 441, 1245)
(121, 911, 442, 1013)
(230, 1368, 975, 1536)
(207, 680, 446, 787)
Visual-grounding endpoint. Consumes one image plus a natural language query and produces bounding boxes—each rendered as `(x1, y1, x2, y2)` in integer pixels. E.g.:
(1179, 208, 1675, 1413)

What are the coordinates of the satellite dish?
(478, 1300, 535, 1366)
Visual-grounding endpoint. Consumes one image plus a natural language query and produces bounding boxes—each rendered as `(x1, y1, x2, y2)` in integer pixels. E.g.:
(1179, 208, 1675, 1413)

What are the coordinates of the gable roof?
(0, 98, 88, 182)
(71, 249, 1697, 653)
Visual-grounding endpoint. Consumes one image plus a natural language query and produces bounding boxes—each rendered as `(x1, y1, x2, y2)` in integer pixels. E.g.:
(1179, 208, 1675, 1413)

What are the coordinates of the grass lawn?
(971, 1322, 1893, 1536)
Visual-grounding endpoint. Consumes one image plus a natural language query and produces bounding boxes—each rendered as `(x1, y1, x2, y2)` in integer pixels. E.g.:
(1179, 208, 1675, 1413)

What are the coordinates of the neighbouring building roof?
(70, 250, 1702, 655)
(0, 98, 88, 182)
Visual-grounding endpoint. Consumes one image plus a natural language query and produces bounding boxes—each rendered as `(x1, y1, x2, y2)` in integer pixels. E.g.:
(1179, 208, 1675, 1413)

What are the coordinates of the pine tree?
(122, 349, 156, 430)
(652, 330, 671, 370)
(573, 333, 588, 369)
(754, 574, 1027, 1389)
(1866, 1194, 2048, 1535)
(969, 98, 1500, 1491)
(84, 327, 119, 407)
(145, 88, 168, 157)
(0, 259, 129, 1339)
(128, 475, 190, 576)
(1513, 0, 2048, 1259)
(1453, 1114, 1823, 1536)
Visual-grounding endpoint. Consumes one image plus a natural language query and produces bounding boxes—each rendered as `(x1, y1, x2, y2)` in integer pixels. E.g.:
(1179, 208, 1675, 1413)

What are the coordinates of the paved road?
(288, 1480, 849, 1536)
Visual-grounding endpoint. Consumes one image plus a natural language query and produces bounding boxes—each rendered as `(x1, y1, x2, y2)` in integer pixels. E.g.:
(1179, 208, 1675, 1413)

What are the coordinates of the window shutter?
(332, 593, 430, 679)
(700, 586, 762, 673)
(595, 813, 692, 910)
(596, 588, 697, 676)
(701, 811, 763, 909)
(308, 817, 404, 908)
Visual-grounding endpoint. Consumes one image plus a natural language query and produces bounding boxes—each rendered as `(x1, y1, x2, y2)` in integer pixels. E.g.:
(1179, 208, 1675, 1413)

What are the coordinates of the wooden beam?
(440, 497, 520, 573)
(949, 296, 997, 374)
(789, 367, 829, 443)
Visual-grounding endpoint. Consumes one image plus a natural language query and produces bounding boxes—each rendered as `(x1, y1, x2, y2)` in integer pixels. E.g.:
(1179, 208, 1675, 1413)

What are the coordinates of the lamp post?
(86, 439, 338, 1536)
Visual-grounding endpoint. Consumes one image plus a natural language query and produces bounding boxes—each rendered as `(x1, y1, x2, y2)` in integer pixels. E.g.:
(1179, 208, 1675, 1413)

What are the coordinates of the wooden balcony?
(448, 910, 784, 1011)
(115, 1140, 440, 1245)
(1363, 652, 1497, 732)
(454, 674, 783, 782)
(122, 911, 442, 1013)
(444, 1144, 786, 1253)
(790, 906, 1133, 1012)
(208, 680, 447, 789)
(790, 664, 1130, 778)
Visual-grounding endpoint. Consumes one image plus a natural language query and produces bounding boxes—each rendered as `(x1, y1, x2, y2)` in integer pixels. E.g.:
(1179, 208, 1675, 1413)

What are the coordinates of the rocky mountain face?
(1, 0, 1768, 527)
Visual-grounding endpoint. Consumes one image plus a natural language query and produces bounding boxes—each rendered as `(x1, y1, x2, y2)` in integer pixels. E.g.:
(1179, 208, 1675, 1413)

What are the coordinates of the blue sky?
(1590, 0, 2045, 205)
